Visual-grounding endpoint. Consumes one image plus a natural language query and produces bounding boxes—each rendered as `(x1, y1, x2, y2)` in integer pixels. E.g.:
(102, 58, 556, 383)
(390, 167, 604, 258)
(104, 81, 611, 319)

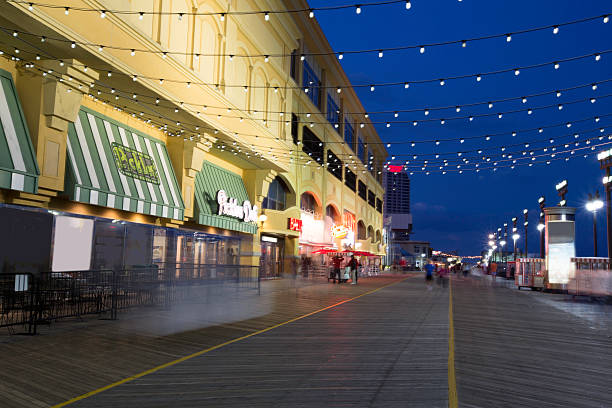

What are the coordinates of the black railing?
(0, 264, 260, 334)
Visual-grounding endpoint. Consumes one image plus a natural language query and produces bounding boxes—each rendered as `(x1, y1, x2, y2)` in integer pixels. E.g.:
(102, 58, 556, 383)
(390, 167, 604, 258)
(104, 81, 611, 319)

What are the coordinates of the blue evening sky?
(308, 0, 612, 256)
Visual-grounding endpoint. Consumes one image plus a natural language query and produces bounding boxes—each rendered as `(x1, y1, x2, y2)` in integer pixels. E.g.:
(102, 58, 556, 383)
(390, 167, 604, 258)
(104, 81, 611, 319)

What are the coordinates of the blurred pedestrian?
(490, 261, 497, 282)
(437, 265, 449, 288)
(330, 254, 343, 284)
(348, 255, 359, 285)
(424, 261, 435, 291)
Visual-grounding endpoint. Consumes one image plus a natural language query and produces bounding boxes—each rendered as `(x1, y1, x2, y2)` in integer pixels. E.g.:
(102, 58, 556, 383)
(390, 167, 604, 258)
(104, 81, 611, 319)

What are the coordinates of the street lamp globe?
(586, 197, 604, 212)
(500, 240, 507, 247)
(488, 233, 494, 239)
(537, 223, 545, 231)
(488, 240, 495, 247)
(512, 233, 520, 241)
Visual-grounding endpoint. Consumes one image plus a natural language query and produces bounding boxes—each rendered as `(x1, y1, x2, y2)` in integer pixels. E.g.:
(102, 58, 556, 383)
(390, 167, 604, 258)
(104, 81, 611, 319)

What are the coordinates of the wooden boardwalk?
(453, 277, 612, 408)
(1, 274, 611, 407)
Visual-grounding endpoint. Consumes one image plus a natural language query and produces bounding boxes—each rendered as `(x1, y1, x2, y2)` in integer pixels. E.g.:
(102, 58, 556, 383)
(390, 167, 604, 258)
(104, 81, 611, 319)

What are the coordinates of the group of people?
(424, 261, 449, 290)
(330, 254, 360, 285)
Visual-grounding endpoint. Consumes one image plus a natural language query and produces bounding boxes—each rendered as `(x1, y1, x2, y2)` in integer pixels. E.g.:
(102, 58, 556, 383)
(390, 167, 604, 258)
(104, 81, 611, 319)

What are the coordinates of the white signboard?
(217, 190, 258, 223)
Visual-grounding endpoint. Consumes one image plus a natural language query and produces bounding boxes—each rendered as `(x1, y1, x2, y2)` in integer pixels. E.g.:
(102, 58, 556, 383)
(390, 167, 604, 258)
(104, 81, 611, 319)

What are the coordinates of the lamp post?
(538, 196, 546, 258)
(503, 223, 508, 263)
(586, 191, 604, 257)
(512, 217, 518, 259)
(556, 179, 568, 207)
(597, 148, 612, 257)
(523, 209, 528, 258)
(512, 232, 520, 259)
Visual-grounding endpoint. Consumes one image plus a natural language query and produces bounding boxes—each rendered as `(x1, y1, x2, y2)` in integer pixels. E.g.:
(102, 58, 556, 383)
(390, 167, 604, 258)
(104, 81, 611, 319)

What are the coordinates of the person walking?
(424, 261, 435, 291)
(331, 254, 343, 284)
(437, 265, 449, 288)
(348, 255, 359, 285)
(490, 261, 498, 282)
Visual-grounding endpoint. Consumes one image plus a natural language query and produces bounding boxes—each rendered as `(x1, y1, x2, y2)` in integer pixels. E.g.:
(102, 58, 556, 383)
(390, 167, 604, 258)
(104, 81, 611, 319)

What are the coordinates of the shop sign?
(288, 218, 302, 232)
(111, 142, 160, 184)
(261, 235, 278, 243)
(217, 190, 258, 223)
(331, 225, 348, 238)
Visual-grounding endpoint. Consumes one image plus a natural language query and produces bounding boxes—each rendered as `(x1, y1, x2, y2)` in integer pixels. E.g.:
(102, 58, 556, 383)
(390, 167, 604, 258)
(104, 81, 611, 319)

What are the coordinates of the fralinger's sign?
(217, 190, 258, 223)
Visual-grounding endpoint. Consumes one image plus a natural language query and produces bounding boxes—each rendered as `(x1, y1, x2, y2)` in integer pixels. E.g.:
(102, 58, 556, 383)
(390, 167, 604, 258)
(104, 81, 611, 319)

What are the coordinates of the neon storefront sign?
(217, 190, 258, 223)
(331, 225, 349, 238)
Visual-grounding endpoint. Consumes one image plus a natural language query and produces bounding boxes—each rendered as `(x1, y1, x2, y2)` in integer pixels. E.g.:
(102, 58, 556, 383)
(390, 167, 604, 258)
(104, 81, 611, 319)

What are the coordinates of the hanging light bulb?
(356, 5, 362, 14)
(130, 49, 135, 56)
(338, 52, 344, 60)
(440, 79, 445, 86)
(514, 68, 520, 76)
(506, 34, 512, 42)
(554, 62, 560, 69)
(337, 87, 341, 93)
(476, 74, 482, 82)
(394, 111, 399, 118)
(469, 116, 474, 122)
(139, 12, 144, 20)
(553, 25, 559, 34)
(556, 90, 562, 97)
(64, 7, 69, 15)
(404, 82, 410, 89)
(591, 98, 596, 103)
(264, 12, 270, 21)
(419, 46, 425, 54)
(405, 1, 412, 10)
(604, 15, 609, 23)
(522, 97, 527, 103)
(498, 113, 503, 119)
(100, 10, 106, 18)
(220, 13, 225, 21)
(595, 53, 601, 61)
(309, 9, 314, 18)
(264, 55, 269, 62)
(456, 106, 461, 112)
(424, 109, 429, 116)
(370, 85, 375, 92)
(488, 102, 493, 109)
(528, 109, 533, 115)
(461, 40, 467, 48)
(592, 83, 598, 90)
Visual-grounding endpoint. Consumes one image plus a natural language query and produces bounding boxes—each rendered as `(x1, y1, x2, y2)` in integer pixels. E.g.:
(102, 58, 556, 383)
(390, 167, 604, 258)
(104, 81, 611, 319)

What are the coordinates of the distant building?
(383, 168, 414, 265)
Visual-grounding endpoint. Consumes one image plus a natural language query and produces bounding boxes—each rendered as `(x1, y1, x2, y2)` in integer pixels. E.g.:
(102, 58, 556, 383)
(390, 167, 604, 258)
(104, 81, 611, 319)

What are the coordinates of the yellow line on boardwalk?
(448, 277, 458, 408)
(52, 277, 410, 408)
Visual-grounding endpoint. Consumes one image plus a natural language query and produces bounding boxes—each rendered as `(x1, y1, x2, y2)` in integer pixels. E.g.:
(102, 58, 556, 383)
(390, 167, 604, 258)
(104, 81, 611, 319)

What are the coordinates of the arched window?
(357, 221, 366, 240)
(325, 205, 341, 224)
(263, 177, 288, 211)
(300, 192, 320, 213)
(376, 230, 381, 243)
(367, 226, 375, 242)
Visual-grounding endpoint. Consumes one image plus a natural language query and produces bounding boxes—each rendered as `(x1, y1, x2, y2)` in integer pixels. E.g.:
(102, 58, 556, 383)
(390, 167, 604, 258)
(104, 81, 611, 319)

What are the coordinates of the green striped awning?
(195, 161, 257, 234)
(0, 69, 39, 193)
(65, 107, 184, 220)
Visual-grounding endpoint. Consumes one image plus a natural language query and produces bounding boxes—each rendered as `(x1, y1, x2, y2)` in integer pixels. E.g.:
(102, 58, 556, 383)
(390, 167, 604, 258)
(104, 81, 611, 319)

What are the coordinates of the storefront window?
(124, 223, 153, 267)
(263, 177, 288, 211)
(92, 221, 125, 270)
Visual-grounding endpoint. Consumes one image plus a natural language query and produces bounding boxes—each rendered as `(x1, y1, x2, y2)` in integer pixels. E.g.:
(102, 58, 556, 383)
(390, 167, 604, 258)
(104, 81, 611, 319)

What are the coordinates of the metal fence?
(0, 264, 260, 335)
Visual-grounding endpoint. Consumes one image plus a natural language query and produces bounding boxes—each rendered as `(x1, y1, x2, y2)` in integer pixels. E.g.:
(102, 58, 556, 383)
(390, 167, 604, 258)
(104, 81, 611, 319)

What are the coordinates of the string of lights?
(4, 40, 608, 177)
(45, 71, 611, 129)
(8, 36, 599, 150)
(5, 7, 610, 59)
(18, 47, 606, 121)
(6, 44, 607, 91)
(13, 0, 413, 18)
